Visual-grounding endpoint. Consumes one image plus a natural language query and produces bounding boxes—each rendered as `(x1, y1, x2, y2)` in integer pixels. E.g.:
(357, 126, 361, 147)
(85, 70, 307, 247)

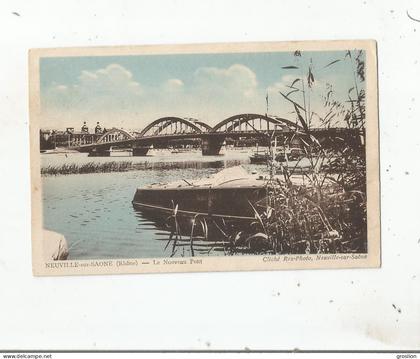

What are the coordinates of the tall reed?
(189, 49, 368, 256)
(41, 161, 133, 176)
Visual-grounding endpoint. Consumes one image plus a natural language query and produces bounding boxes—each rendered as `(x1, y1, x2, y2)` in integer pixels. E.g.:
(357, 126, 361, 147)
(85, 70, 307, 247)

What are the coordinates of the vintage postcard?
(29, 40, 380, 276)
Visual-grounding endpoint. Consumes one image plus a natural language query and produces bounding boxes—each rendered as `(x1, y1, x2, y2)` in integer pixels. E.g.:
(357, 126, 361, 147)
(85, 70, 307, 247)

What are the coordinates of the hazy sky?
(40, 49, 365, 130)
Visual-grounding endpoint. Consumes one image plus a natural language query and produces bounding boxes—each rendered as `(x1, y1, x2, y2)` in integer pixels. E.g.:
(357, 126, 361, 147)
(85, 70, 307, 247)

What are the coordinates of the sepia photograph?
(30, 40, 380, 275)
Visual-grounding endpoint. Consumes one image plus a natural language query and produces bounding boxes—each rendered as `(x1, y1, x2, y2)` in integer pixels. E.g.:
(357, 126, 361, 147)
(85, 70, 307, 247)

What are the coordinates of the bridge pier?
(201, 137, 224, 156)
(132, 145, 150, 156)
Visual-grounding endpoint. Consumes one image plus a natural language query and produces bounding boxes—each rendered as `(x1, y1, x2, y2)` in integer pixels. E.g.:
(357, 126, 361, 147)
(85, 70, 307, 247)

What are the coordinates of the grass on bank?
(41, 161, 133, 176)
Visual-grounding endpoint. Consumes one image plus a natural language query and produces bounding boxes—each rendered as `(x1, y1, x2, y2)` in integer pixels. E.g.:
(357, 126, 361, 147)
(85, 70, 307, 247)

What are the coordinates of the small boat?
(132, 166, 267, 221)
(250, 145, 305, 165)
(249, 150, 270, 164)
(275, 147, 305, 162)
(171, 148, 193, 154)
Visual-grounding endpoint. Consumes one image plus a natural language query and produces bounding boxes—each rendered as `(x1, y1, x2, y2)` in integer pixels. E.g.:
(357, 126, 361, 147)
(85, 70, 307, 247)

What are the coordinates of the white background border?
(0, 0, 419, 351)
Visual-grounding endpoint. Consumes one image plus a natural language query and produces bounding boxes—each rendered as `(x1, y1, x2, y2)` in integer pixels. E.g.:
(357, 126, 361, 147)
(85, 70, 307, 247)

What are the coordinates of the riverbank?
(41, 161, 133, 175)
(40, 150, 254, 176)
(41, 148, 80, 154)
(41, 159, 251, 176)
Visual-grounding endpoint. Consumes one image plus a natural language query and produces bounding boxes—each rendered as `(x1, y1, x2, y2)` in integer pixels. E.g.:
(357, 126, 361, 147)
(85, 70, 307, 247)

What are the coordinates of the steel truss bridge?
(68, 113, 363, 156)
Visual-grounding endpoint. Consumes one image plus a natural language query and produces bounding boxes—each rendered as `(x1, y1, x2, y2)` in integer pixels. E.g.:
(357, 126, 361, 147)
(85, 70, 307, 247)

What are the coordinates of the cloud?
(41, 63, 295, 128)
(78, 64, 143, 96)
(178, 64, 264, 122)
(43, 62, 336, 128)
(162, 78, 184, 92)
(43, 64, 143, 113)
(193, 64, 258, 98)
(267, 74, 299, 97)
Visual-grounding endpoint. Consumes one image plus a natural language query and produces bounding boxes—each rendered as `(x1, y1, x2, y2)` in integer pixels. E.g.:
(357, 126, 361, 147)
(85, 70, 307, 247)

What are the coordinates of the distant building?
(39, 122, 105, 151)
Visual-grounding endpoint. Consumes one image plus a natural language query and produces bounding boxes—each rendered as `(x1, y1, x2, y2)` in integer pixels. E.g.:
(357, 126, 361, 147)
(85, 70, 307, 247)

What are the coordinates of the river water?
(41, 149, 260, 259)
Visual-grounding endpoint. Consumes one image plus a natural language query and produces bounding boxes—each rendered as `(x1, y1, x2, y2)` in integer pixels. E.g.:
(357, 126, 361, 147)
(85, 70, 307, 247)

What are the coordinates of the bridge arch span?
(211, 113, 302, 133)
(96, 128, 134, 144)
(184, 118, 212, 132)
(139, 117, 209, 137)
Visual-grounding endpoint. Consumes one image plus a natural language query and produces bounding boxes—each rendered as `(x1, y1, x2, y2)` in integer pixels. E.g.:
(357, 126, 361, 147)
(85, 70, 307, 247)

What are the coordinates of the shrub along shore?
(41, 161, 133, 175)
